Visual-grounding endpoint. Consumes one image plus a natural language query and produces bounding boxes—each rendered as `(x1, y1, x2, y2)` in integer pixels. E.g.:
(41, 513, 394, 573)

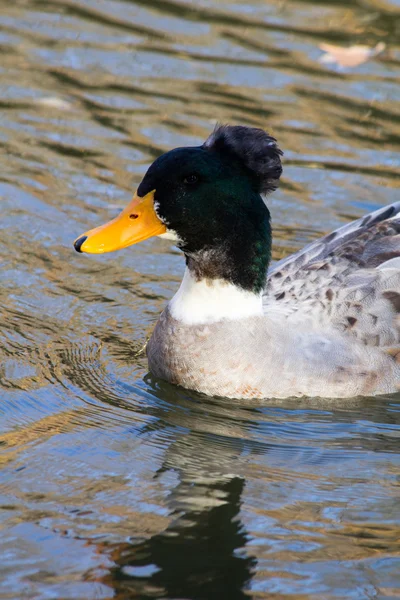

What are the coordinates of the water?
(0, 0, 400, 598)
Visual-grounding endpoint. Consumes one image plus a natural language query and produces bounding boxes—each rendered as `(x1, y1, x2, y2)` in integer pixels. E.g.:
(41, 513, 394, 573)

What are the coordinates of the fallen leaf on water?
(319, 42, 385, 68)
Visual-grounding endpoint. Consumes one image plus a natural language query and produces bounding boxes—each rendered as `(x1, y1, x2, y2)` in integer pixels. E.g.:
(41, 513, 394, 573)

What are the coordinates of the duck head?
(74, 125, 282, 293)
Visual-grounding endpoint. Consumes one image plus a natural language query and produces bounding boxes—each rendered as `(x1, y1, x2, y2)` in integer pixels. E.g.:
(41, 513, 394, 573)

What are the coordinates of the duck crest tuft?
(203, 124, 283, 194)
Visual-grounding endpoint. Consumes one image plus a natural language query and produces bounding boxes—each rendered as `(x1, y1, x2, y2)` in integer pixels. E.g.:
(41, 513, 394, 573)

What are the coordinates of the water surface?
(0, 0, 400, 598)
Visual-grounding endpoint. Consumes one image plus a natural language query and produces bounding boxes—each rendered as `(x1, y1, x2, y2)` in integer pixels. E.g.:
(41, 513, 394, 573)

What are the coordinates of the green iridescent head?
(75, 125, 283, 293)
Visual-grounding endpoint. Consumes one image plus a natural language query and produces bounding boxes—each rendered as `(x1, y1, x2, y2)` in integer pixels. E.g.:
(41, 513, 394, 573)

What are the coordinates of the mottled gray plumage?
(148, 202, 400, 399)
(265, 202, 400, 348)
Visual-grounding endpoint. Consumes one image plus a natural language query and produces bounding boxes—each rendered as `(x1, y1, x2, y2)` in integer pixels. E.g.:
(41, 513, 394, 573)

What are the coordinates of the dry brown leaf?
(319, 42, 385, 68)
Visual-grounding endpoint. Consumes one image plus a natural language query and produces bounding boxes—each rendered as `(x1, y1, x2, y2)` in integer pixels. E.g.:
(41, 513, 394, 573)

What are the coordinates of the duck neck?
(170, 227, 271, 325)
(181, 198, 272, 294)
(169, 196, 271, 325)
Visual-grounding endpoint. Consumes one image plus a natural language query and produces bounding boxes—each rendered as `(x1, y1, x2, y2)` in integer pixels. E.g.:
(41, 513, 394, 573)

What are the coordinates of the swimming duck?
(74, 125, 400, 399)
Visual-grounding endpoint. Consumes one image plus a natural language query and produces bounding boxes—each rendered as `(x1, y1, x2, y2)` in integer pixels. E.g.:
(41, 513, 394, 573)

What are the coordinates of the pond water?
(1, 0, 400, 598)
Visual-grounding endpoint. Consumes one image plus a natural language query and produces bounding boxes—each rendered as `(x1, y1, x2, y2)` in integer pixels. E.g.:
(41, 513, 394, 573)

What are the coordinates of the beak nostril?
(129, 213, 139, 220)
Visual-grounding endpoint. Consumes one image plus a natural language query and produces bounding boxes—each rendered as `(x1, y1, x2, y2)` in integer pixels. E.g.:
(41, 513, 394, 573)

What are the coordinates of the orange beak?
(74, 190, 166, 254)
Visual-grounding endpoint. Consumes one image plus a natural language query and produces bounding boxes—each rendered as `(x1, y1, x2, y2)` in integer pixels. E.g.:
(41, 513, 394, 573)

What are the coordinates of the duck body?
(148, 307, 399, 399)
(75, 125, 400, 400)
(148, 205, 400, 400)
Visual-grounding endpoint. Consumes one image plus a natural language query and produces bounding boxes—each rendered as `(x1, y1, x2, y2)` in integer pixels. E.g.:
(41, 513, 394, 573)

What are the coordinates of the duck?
(74, 125, 400, 399)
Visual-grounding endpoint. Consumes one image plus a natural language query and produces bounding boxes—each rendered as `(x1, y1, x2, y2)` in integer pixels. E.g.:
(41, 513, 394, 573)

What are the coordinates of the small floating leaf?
(318, 42, 385, 68)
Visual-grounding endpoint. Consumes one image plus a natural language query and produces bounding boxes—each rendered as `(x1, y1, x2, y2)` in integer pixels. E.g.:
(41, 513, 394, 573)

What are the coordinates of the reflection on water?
(0, 0, 400, 598)
(102, 477, 255, 600)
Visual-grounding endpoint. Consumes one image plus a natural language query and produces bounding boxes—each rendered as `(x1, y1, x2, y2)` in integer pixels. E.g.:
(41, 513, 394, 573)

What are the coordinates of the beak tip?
(74, 235, 88, 253)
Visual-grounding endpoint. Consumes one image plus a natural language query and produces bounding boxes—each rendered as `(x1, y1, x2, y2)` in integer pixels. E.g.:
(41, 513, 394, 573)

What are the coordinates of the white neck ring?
(168, 268, 263, 325)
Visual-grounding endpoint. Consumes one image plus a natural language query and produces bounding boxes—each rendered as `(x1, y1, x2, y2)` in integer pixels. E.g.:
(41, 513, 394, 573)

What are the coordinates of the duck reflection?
(102, 475, 255, 599)
(89, 380, 258, 599)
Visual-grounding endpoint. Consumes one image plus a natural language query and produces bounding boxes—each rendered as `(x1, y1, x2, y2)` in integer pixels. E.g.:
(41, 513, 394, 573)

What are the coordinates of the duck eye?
(183, 174, 199, 185)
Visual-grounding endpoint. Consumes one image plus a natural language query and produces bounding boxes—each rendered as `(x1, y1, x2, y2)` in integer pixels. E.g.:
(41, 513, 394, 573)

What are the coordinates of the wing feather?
(264, 202, 400, 348)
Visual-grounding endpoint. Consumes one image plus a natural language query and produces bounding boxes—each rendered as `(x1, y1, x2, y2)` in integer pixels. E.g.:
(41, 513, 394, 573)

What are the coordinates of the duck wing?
(264, 202, 400, 350)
